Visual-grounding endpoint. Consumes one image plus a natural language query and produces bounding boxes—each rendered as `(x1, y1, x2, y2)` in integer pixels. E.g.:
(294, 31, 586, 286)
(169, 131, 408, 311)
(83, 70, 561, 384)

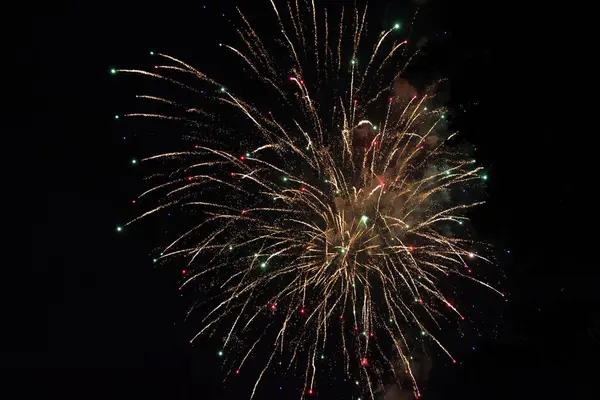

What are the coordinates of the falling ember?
(118, 1, 501, 399)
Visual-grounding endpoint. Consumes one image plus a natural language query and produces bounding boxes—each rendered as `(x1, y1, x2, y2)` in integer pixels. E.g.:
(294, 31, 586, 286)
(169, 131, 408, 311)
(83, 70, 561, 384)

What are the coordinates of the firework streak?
(117, 1, 502, 398)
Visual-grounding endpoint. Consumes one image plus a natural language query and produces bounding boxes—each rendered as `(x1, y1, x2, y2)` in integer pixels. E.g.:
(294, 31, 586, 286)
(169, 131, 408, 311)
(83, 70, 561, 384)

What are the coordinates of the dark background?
(6, 0, 596, 398)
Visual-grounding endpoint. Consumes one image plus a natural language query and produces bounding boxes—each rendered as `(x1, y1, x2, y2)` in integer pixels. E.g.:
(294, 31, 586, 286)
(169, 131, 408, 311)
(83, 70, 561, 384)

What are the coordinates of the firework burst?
(116, 1, 502, 398)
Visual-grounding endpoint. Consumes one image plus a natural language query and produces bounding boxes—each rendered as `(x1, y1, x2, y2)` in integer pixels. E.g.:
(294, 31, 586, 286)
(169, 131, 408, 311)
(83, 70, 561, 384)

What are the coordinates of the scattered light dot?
(260, 262, 266, 268)
(421, 331, 425, 336)
(245, 152, 251, 157)
(458, 221, 463, 225)
(441, 115, 446, 119)
(469, 252, 475, 258)
(300, 308, 305, 314)
(394, 23, 400, 29)
(149, 51, 154, 56)
(355, 380, 359, 385)
(236, 370, 240, 374)
(220, 87, 225, 92)
(116, 226, 123, 232)
(424, 107, 428, 110)
(320, 354, 324, 359)
(131, 159, 137, 164)
(254, 253, 258, 257)
(153, 258, 157, 263)
(229, 245, 233, 250)
(308, 389, 313, 395)
(361, 215, 368, 223)
(482, 175, 488, 180)
(282, 176, 288, 182)
(114, 114, 119, 120)
(340, 248, 345, 253)
(351, 59, 356, 65)
(110, 68, 116, 75)
(218, 350, 223, 357)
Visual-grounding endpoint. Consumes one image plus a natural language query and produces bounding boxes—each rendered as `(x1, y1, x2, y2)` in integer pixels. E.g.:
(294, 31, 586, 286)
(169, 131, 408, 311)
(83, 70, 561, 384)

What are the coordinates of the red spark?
(361, 358, 368, 366)
(182, 269, 187, 275)
(418, 298, 423, 303)
(132, 200, 136, 204)
(308, 389, 313, 395)
(235, 369, 240, 375)
(187, 176, 192, 181)
(240, 155, 245, 160)
(300, 308, 305, 314)
(230, 172, 235, 177)
(241, 210, 247, 215)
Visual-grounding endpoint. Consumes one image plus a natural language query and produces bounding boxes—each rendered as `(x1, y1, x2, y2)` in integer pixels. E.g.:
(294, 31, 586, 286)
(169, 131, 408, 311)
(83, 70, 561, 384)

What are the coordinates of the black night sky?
(7, 0, 597, 398)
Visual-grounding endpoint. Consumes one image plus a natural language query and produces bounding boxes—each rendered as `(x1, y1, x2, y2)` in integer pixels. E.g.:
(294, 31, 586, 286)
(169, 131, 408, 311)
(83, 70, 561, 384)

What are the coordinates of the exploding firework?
(115, 1, 502, 398)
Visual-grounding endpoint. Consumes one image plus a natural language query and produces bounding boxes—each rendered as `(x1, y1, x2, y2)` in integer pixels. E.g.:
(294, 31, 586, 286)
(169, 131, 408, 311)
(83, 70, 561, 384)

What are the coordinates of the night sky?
(8, 0, 597, 398)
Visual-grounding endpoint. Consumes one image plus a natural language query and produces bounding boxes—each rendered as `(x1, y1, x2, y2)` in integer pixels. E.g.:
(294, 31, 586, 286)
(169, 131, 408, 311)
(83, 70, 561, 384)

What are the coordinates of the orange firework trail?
(115, 2, 502, 399)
